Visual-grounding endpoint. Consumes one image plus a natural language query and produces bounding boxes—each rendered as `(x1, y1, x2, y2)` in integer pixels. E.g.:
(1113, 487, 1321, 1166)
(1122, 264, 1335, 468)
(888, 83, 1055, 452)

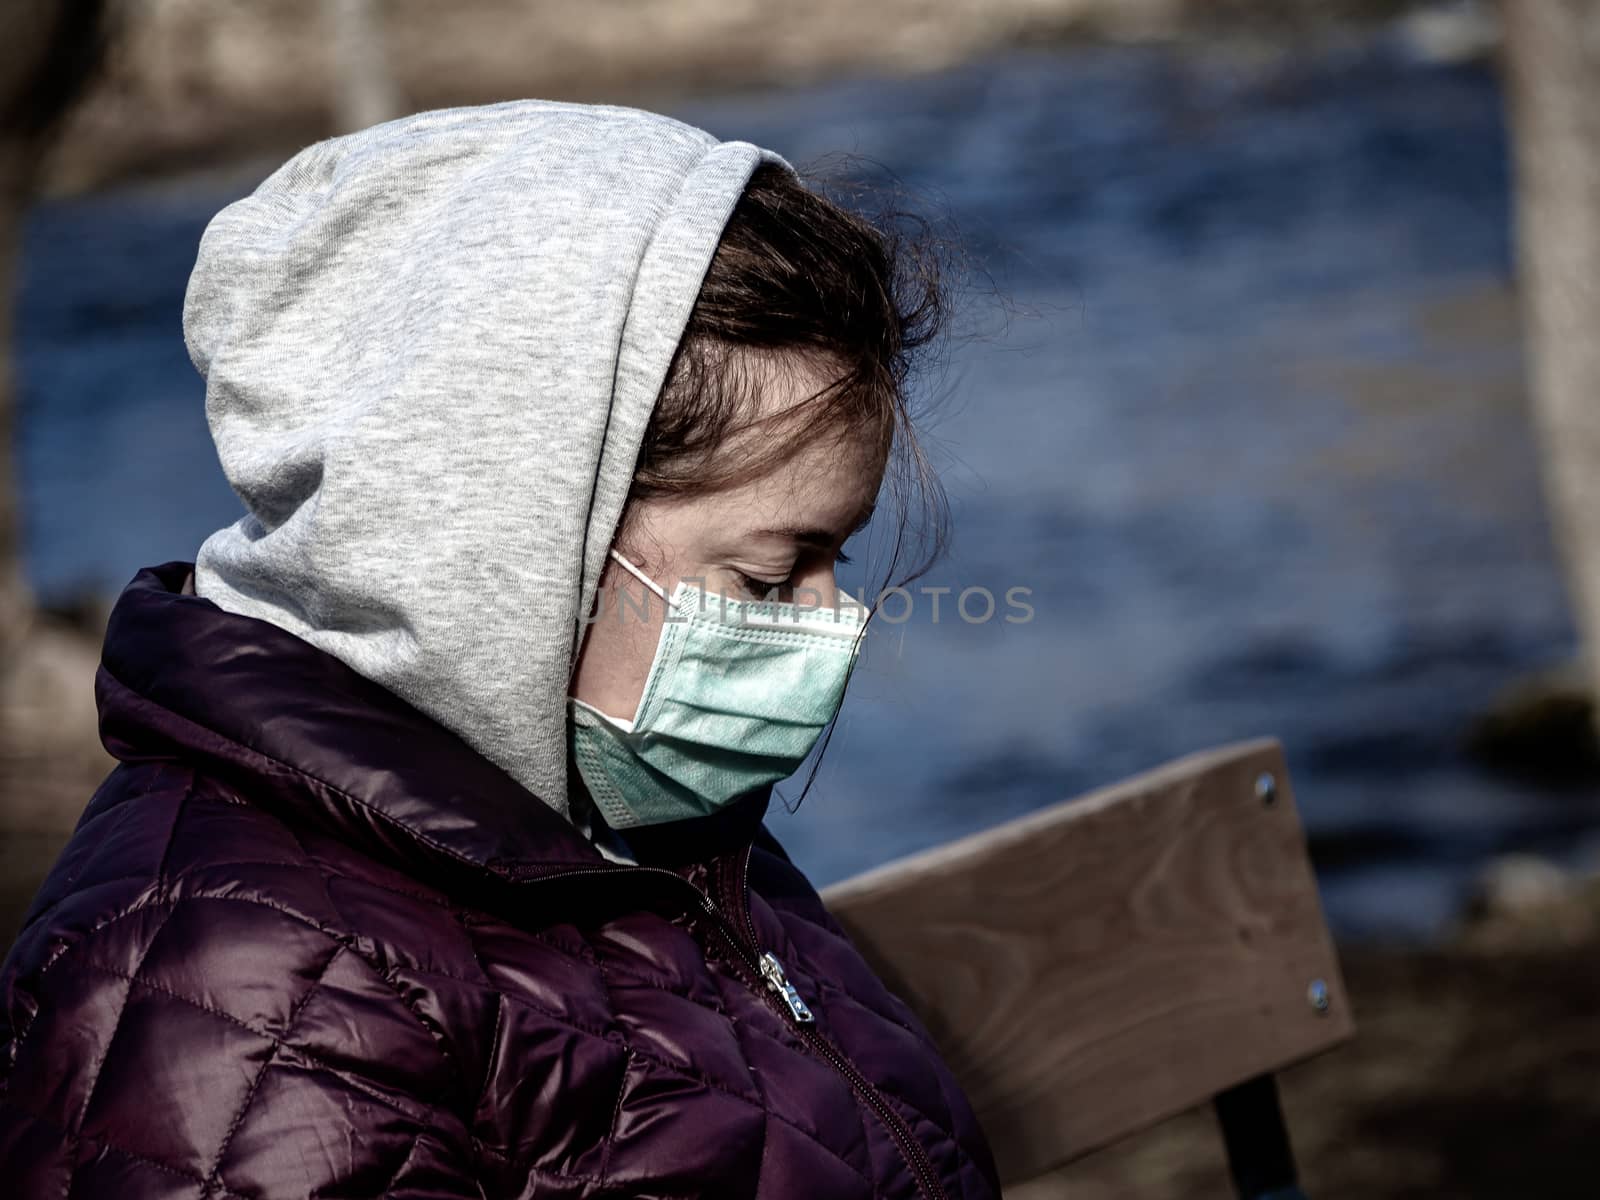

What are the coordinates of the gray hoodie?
(187, 98, 794, 824)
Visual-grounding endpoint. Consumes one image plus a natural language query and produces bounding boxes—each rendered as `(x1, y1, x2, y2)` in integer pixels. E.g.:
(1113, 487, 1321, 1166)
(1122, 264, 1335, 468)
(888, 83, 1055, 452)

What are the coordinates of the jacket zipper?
(723, 845, 949, 1200)
(757, 950, 814, 1023)
(505, 855, 949, 1200)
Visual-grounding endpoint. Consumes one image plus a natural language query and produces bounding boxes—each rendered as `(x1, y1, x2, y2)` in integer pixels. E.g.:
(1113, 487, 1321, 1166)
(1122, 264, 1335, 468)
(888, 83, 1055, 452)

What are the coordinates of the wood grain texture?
(820, 738, 1353, 1185)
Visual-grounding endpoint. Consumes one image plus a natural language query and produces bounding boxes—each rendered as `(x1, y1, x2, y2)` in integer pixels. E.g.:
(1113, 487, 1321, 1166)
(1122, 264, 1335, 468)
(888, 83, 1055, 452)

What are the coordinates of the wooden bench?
(820, 738, 1353, 1198)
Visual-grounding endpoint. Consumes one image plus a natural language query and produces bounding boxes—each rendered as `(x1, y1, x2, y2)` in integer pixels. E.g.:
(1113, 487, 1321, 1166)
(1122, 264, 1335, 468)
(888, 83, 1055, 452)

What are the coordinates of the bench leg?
(1212, 1074, 1308, 1200)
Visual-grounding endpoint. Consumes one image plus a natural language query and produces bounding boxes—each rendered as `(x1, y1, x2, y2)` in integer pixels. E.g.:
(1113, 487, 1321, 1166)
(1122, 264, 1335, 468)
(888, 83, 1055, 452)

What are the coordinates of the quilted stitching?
(754, 889, 977, 1134)
(0, 1094, 253, 1199)
(0, 562, 1004, 1199)
(70, 904, 176, 1136)
(3, 768, 999, 1200)
(199, 942, 345, 1189)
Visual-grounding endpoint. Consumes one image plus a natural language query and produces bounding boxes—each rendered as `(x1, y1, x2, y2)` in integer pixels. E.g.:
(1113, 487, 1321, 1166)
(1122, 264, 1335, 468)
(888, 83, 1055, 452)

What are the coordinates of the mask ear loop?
(572, 550, 675, 731)
(610, 547, 703, 629)
(608, 549, 669, 600)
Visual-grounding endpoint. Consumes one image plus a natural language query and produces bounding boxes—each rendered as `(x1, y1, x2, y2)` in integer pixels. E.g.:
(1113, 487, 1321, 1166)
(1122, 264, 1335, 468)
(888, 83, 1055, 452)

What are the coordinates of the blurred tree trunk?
(329, 0, 401, 133)
(0, 0, 115, 939)
(1502, 3, 1600, 733)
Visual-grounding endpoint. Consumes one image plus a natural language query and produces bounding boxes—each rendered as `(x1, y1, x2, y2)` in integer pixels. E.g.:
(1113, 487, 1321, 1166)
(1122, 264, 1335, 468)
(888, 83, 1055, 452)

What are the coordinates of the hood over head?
(186, 98, 795, 822)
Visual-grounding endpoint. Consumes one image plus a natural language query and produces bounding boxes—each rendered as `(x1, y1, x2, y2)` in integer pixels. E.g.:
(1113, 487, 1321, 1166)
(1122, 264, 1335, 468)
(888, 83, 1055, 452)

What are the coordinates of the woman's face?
(570, 361, 884, 722)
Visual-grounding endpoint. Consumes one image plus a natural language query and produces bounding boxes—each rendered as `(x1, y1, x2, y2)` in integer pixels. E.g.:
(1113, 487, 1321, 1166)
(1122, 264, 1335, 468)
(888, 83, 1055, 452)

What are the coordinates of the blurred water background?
(18, 30, 1582, 941)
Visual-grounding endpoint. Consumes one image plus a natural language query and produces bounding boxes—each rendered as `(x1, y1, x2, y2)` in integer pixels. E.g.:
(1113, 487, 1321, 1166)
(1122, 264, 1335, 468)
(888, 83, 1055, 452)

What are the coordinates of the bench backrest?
(819, 737, 1353, 1186)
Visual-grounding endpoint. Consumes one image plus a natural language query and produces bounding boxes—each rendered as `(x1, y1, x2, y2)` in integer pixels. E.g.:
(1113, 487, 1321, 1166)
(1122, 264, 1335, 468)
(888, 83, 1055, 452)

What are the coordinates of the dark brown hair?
(627, 160, 954, 586)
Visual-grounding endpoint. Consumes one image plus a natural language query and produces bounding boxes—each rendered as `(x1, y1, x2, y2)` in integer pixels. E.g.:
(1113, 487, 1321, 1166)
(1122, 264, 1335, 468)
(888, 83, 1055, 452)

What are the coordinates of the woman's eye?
(733, 570, 785, 599)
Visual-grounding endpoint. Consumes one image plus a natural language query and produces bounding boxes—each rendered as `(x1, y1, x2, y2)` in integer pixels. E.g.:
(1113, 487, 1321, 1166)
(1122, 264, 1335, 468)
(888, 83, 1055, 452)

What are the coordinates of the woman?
(0, 99, 999, 1199)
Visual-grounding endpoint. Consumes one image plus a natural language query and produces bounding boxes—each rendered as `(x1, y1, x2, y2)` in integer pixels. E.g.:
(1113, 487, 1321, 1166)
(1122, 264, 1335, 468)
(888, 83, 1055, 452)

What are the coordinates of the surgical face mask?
(569, 549, 869, 830)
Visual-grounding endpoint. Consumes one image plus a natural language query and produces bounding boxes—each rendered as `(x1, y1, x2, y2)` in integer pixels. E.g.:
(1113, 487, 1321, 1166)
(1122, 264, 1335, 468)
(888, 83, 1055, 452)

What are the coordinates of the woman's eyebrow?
(748, 508, 876, 549)
(747, 525, 836, 549)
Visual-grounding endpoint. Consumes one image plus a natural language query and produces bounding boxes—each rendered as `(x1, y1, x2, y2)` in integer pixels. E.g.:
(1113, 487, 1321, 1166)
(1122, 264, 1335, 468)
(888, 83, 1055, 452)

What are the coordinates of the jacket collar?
(97, 562, 776, 886)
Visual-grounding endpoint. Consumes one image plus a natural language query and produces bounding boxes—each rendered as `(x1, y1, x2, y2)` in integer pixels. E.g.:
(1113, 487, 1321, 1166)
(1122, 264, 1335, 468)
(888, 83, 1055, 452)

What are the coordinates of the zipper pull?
(759, 951, 815, 1025)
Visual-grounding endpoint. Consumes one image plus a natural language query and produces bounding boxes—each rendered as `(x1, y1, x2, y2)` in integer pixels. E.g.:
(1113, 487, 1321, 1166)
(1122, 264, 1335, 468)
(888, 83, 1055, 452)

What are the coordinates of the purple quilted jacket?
(0, 563, 1001, 1199)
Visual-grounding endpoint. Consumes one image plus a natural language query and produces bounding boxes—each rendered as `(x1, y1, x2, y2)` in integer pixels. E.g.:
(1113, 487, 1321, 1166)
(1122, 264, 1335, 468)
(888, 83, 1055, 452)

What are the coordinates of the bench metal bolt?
(1255, 772, 1277, 807)
(1306, 978, 1330, 1014)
